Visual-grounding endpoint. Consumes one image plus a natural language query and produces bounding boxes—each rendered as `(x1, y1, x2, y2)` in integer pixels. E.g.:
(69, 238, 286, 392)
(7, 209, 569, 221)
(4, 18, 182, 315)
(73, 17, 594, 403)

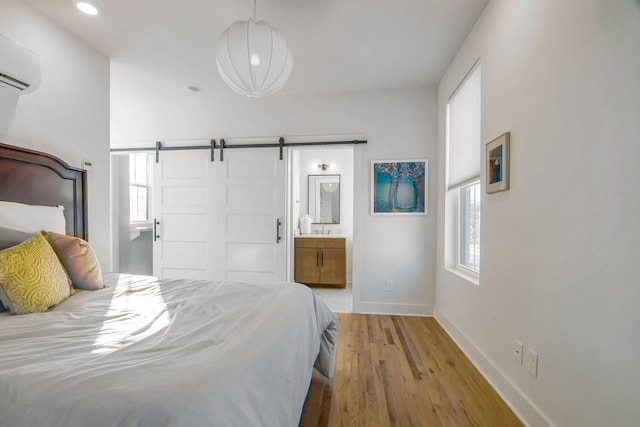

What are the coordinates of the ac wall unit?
(0, 34, 41, 95)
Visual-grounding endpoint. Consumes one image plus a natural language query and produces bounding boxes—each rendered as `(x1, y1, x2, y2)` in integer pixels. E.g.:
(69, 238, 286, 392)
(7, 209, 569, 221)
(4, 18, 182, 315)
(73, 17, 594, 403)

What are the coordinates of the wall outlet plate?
(527, 348, 538, 377)
(513, 340, 523, 364)
(385, 280, 394, 292)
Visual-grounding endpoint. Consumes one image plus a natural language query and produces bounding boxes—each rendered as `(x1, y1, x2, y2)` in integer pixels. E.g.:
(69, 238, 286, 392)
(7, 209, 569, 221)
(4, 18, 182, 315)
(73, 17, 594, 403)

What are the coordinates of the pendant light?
(216, 0, 293, 97)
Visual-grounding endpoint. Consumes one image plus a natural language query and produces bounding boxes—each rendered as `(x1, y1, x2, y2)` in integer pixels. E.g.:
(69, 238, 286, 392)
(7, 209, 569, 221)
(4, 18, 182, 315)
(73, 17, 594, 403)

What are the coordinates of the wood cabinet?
(295, 237, 346, 288)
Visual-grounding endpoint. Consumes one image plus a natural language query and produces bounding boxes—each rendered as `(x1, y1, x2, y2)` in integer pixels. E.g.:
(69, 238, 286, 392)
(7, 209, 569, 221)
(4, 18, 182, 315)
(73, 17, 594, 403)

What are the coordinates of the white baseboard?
(434, 307, 553, 427)
(353, 301, 433, 316)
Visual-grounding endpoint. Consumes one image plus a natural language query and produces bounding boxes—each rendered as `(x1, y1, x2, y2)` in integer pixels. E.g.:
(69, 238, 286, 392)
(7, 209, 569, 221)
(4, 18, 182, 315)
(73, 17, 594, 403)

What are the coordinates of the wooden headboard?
(0, 142, 88, 240)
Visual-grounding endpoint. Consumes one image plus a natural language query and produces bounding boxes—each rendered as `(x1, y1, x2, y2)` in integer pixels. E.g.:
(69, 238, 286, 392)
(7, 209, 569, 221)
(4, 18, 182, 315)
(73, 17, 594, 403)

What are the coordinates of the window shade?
(447, 65, 481, 190)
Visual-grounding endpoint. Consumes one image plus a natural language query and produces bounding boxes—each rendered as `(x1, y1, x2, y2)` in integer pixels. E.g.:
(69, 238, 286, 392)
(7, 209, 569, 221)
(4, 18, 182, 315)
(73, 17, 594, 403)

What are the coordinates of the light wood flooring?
(301, 313, 523, 427)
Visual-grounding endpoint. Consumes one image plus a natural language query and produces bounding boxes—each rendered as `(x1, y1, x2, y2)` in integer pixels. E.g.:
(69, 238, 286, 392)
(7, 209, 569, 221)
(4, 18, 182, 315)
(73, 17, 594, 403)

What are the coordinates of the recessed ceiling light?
(76, 2, 98, 16)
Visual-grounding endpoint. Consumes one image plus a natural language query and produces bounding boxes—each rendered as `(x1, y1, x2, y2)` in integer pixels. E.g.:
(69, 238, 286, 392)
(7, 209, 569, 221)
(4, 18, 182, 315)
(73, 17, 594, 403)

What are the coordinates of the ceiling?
(23, 0, 488, 96)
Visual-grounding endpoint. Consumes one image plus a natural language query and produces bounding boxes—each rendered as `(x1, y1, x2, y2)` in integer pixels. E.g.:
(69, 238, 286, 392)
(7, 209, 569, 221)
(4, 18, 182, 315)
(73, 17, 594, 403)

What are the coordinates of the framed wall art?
(371, 159, 427, 215)
(486, 132, 510, 193)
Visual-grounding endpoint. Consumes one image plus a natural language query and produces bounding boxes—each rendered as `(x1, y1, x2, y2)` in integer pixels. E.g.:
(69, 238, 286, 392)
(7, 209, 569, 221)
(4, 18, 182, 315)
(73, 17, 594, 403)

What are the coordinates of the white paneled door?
(152, 147, 286, 282)
(215, 148, 286, 282)
(153, 150, 215, 280)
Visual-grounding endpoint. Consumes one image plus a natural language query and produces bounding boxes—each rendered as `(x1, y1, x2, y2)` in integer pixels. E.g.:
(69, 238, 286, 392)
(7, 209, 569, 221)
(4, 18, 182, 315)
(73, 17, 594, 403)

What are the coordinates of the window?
(445, 63, 481, 281)
(129, 153, 151, 223)
(459, 181, 480, 273)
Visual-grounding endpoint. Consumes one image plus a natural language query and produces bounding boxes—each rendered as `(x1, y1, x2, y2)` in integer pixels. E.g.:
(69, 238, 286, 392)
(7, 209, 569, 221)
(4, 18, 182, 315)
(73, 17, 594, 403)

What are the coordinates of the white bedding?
(0, 273, 339, 427)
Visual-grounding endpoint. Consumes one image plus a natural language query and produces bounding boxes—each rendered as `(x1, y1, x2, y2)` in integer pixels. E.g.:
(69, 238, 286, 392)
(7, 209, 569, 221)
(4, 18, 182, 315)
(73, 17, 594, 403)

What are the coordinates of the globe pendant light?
(216, 0, 293, 97)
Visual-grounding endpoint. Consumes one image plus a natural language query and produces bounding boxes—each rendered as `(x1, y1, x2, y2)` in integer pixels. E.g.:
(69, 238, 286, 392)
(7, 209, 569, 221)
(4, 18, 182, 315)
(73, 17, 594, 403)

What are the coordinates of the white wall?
(112, 77, 438, 314)
(435, 1, 640, 425)
(0, 0, 110, 268)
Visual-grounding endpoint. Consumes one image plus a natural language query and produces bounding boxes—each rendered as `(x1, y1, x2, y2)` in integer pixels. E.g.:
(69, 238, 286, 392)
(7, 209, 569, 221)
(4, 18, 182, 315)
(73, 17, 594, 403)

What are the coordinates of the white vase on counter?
(300, 214, 312, 235)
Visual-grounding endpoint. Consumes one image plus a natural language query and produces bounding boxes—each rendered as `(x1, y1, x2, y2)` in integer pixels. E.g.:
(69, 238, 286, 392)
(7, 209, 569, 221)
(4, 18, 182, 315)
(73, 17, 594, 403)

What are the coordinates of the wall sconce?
(318, 163, 330, 171)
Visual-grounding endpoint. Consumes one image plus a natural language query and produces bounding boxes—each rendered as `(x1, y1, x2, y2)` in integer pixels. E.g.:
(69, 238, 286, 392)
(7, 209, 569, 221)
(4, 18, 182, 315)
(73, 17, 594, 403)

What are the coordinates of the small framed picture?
(371, 159, 427, 215)
(486, 132, 510, 193)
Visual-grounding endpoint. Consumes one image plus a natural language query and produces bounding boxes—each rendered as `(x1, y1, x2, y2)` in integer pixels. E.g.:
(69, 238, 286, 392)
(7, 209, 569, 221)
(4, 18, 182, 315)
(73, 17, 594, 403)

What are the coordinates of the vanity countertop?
(296, 234, 347, 239)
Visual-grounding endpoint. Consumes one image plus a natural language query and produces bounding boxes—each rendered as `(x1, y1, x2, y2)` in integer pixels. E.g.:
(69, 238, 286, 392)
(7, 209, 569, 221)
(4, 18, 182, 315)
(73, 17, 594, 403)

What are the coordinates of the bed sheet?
(0, 273, 338, 427)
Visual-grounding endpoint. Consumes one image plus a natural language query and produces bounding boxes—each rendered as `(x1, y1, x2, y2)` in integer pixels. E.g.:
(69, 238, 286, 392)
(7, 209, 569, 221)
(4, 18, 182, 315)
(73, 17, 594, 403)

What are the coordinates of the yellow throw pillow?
(0, 232, 72, 315)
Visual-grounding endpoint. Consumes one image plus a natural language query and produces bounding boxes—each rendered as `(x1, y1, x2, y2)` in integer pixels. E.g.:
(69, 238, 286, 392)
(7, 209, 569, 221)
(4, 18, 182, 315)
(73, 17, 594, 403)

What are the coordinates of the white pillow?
(0, 201, 66, 234)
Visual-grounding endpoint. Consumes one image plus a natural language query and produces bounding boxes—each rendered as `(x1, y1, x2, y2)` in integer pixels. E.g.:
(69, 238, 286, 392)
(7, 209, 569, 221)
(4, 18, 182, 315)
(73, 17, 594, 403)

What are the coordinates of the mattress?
(0, 273, 339, 426)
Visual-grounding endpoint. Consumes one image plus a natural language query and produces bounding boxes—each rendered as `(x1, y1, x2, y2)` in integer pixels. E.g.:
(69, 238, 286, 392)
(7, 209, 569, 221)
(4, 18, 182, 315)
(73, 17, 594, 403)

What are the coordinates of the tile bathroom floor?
(309, 283, 352, 313)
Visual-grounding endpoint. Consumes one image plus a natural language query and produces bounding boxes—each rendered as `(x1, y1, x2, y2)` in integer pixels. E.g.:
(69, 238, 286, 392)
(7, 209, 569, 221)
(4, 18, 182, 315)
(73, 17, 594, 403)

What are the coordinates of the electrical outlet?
(527, 348, 538, 377)
(385, 280, 395, 292)
(513, 340, 523, 364)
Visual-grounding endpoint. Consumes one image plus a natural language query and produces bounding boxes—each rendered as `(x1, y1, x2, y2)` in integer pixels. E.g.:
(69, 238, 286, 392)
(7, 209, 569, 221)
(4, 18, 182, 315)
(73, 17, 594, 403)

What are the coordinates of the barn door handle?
(154, 219, 160, 242)
(276, 218, 282, 243)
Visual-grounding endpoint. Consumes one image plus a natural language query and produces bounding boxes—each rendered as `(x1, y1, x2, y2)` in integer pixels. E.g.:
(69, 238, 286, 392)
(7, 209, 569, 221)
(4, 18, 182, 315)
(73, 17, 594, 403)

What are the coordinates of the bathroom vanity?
(294, 236, 346, 288)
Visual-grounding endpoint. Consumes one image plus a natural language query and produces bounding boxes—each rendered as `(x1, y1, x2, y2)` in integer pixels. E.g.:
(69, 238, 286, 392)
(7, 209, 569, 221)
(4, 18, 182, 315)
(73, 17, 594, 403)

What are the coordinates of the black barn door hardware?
(276, 218, 282, 243)
(153, 219, 160, 242)
(111, 137, 367, 163)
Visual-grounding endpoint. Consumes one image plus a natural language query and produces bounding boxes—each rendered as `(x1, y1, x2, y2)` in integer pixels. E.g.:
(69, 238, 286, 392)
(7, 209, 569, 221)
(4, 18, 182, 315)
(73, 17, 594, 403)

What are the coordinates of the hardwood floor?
(301, 314, 523, 427)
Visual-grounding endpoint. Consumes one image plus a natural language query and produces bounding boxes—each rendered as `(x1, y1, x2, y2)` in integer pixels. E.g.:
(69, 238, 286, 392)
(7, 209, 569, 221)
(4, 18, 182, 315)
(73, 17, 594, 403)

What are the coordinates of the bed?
(0, 142, 339, 426)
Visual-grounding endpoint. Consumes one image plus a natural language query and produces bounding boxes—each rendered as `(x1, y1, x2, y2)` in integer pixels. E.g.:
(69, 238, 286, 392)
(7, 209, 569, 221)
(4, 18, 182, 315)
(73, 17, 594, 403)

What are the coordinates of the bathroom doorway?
(288, 146, 354, 312)
(111, 152, 154, 276)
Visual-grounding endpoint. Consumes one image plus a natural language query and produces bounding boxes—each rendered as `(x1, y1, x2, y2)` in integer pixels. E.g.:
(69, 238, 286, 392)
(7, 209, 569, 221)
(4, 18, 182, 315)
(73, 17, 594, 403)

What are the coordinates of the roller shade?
(447, 65, 481, 190)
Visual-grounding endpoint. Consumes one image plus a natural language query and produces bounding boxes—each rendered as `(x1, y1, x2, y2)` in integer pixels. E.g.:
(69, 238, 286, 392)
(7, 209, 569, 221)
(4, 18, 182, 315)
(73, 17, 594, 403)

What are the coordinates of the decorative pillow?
(0, 201, 66, 234)
(0, 226, 34, 250)
(46, 231, 106, 290)
(0, 232, 72, 315)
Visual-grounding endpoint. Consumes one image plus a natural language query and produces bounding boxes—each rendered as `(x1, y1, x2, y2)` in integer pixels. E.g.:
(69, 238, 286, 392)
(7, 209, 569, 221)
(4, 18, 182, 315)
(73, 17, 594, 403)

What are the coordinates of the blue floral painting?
(372, 160, 427, 214)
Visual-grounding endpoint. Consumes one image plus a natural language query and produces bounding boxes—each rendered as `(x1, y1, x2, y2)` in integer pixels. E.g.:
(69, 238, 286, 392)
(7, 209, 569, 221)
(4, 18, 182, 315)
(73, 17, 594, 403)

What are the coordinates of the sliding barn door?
(214, 148, 286, 281)
(152, 150, 215, 280)
(152, 147, 286, 282)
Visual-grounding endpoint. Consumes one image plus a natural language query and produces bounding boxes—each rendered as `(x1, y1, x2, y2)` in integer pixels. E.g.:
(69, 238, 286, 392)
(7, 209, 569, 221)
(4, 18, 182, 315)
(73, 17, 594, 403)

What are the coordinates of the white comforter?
(0, 273, 339, 427)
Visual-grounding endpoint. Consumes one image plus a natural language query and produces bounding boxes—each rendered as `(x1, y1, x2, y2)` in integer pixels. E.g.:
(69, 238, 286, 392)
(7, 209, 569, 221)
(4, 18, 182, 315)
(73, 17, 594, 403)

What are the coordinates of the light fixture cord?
(253, 0, 257, 21)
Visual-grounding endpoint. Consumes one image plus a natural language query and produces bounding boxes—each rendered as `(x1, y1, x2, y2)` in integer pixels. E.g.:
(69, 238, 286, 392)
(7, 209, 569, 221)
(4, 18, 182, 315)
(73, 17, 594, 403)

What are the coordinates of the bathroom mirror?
(308, 174, 340, 224)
